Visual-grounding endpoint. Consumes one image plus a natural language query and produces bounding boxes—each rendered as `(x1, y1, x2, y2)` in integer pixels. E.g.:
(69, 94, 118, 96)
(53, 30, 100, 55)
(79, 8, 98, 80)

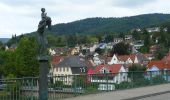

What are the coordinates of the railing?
(0, 70, 170, 100)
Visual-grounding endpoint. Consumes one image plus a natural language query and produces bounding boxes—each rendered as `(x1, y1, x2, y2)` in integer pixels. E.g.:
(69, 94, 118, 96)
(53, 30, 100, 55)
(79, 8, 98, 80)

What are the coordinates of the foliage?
(72, 75, 86, 87)
(112, 42, 130, 55)
(51, 14, 170, 35)
(115, 81, 131, 89)
(155, 44, 168, 60)
(15, 37, 39, 77)
(129, 64, 146, 72)
(0, 37, 39, 77)
(152, 75, 166, 84)
(133, 78, 150, 87)
(128, 64, 148, 87)
(95, 48, 105, 55)
(0, 50, 17, 77)
(52, 81, 64, 88)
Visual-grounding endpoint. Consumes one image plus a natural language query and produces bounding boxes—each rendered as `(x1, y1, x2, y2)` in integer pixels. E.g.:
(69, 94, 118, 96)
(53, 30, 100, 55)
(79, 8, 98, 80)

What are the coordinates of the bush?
(152, 75, 166, 84)
(133, 78, 150, 87)
(115, 81, 131, 89)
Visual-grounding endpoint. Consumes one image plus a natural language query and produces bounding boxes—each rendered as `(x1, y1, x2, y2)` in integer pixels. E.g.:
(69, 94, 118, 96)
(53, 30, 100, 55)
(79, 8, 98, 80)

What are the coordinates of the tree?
(0, 41, 3, 47)
(112, 42, 130, 55)
(155, 45, 168, 60)
(132, 30, 140, 40)
(129, 64, 146, 72)
(0, 50, 17, 77)
(15, 37, 39, 77)
(95, 48, 105, 55)
(128, 64, 149, 87)
(0, 41, 4, 51)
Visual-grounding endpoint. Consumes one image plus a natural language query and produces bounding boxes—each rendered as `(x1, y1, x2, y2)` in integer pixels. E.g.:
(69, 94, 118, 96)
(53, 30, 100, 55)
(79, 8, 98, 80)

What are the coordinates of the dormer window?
(100, 67, 109, 74)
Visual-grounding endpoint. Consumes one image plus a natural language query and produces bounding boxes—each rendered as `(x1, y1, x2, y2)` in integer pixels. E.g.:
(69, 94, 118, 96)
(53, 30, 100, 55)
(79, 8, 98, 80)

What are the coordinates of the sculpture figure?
(37, 8, 52, 58)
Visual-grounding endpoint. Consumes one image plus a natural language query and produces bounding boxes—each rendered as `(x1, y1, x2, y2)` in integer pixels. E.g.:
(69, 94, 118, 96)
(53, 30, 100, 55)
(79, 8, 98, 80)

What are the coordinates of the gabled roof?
(57, 56, 86, 68)
(147, 60, 170, 70)
(51, 56, 63, 65)
(94, 64, 123, 74)
(118, 54, 136, 62)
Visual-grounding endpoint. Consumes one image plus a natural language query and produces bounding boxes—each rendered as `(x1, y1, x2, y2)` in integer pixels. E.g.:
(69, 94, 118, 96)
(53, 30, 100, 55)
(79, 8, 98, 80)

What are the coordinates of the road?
(138, 93, 170, 100)
(63, 84, 170, 100)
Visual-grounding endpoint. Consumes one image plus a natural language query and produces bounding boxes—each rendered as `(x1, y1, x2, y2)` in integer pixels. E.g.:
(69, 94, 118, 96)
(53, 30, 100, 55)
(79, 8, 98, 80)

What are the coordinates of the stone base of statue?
(38, 55, 49, 100)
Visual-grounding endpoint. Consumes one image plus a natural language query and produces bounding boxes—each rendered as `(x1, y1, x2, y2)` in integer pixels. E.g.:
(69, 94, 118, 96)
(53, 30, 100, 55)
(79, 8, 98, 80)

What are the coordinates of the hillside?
(51, 13, 170, 35)
(0, 38, 10, 43)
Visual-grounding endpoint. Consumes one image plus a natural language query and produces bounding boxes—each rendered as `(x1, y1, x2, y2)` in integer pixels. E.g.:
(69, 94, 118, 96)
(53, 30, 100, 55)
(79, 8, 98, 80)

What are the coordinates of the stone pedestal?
(39, 57, 48, 100)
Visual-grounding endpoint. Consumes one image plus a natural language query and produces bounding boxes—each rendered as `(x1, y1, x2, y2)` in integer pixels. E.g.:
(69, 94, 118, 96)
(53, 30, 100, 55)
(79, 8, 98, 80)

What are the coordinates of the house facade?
(53, 56, 86, 85)
(88, 64, 128, 84)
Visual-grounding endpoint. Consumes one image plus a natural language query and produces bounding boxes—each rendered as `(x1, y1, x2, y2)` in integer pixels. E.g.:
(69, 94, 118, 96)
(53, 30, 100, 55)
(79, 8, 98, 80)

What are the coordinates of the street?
(138, 93, 170, 100)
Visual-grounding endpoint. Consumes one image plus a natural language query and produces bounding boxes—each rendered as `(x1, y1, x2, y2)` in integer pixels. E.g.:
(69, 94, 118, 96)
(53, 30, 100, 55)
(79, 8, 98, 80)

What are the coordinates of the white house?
(113, 38, 123, 44)
(89, 64, 128, 84)
(108, 54, 119, 65)
(49, 48, 56, 56)
(93, 53, 102, 66)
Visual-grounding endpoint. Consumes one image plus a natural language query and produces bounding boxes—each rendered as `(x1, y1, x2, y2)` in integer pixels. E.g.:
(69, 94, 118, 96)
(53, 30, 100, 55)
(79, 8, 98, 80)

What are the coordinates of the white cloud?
(0, 0, 170, 38)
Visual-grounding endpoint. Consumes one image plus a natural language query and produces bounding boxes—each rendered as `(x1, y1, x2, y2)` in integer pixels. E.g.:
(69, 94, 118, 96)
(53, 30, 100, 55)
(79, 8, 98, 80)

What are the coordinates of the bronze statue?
(37, 8, 52, 58)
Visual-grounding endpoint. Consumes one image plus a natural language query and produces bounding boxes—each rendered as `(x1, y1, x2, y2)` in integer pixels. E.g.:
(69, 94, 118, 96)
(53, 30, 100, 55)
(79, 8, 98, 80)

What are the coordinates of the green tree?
(128, 64, 149, 87)
(112, 42, 130, 55)
(132, 30, 140, 40)
(129, 64, 146, 72)
(155, 44, 168, 60)
(15, 37, 39, 77)
(0, 50, 17, 77)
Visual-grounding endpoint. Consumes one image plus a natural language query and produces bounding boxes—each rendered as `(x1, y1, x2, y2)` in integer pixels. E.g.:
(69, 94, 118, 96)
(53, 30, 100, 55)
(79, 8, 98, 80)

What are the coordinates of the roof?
(147, 60, 170, 70)
(94, 64, 123, 74)
(51, 56, 62, 65)
(118, 54, 136, 62)
(57, 56, 86, 68)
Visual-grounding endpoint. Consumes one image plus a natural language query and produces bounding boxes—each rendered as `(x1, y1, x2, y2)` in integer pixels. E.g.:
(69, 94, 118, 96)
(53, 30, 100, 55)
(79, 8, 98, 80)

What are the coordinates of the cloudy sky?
(0, 0, 170, 38)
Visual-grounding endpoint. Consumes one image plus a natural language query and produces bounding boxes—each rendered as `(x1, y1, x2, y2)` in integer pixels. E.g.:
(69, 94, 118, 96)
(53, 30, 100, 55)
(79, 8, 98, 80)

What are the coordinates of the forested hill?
(0, 38, 10, 43)
(51, 13, 170, 35)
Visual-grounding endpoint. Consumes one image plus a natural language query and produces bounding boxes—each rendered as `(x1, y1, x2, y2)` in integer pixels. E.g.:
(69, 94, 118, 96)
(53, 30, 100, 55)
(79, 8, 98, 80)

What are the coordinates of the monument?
(37, 8, 52, 100)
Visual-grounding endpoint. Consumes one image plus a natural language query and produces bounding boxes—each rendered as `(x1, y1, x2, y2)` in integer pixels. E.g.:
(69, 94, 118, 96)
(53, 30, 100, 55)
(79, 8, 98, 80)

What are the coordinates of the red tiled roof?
(118, 54, 136, 62)
(93, 64, 123, 74)
(51, 56, 62, 65)
(147, 60, 170, 70)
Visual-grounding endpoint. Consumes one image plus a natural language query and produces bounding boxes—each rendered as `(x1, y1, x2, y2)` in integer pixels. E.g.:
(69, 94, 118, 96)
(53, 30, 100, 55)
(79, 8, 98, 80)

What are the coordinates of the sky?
(0, 0, 170, 38)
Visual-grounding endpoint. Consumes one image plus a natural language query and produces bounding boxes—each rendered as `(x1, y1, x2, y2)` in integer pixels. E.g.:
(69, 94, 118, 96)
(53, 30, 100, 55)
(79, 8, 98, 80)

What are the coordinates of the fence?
(0, 70, 170, 100)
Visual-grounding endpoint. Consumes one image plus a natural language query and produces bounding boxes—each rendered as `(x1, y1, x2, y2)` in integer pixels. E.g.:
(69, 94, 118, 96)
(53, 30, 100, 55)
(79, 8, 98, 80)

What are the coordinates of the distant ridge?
(49, 13, 170, 35)
(0, 38, 10, 43)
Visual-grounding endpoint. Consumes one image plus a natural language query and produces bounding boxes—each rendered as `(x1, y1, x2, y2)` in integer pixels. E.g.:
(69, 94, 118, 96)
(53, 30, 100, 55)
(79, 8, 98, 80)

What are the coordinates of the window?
(59, 68, 62, 72)
(56, 68, 58, 72)
(80, 68, 85, 72)
(100, 68, 109, 74)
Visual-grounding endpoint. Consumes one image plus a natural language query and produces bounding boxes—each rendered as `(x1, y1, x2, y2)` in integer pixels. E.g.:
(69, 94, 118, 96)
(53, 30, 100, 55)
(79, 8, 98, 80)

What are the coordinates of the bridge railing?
(0, 70, 170, 100)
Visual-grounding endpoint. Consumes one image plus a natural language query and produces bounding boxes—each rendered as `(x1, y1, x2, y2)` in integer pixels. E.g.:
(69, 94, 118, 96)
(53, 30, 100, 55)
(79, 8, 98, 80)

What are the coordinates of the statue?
(37, 8, 52, 59)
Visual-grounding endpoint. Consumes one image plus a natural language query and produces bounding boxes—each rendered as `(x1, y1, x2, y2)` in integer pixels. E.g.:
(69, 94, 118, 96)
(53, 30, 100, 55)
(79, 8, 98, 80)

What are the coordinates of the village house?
(108, 54, 149, 68)
(52, 56, 86, 85)
(147, 52, 170, 80)
(113, 38, 123, 44)
(146, 27, 160, 33)
(124, 35, 133, 43)
(70, 47, 79, 55)
(132, 40, 144, 50)
(89, 43, 99, 53)
(149, 45, 160, 54)
(87, 64, 128, 89)
(49, 48, 56, 56)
